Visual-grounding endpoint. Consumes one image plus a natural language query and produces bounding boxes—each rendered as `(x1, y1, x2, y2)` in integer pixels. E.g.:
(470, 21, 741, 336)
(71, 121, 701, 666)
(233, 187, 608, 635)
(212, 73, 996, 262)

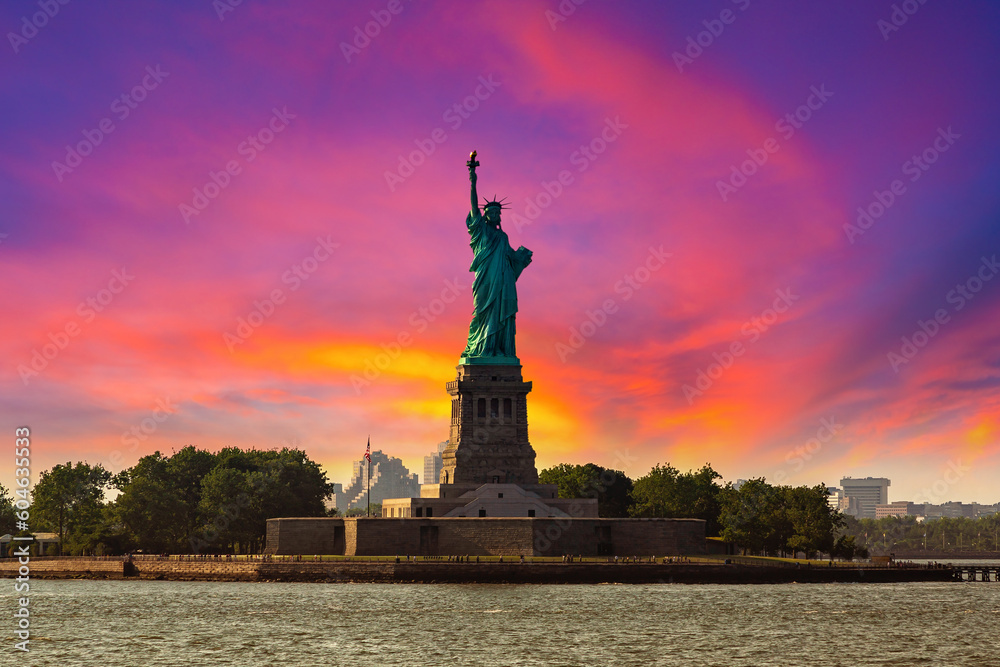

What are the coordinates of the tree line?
(540, 463, 854, 559)
(841, 513, 1000, 556)
(0, 446, 333, 556)
(9, 450, 988, 558)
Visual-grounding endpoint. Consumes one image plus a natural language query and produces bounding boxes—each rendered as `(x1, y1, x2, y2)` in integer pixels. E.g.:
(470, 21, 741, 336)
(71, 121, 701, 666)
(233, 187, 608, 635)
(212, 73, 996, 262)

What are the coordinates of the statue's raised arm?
(467, 150, 481, 219)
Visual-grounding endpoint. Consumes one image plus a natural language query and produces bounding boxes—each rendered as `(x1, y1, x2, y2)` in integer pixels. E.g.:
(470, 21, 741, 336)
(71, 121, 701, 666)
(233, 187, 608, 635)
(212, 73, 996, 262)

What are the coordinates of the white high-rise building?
(423, 441, 448, 485)
(840, 476, 890, 519)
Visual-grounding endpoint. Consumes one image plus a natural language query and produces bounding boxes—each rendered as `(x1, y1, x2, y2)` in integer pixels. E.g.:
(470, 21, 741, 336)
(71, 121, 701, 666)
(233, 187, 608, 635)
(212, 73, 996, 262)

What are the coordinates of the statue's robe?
(462, 209, 532, 359)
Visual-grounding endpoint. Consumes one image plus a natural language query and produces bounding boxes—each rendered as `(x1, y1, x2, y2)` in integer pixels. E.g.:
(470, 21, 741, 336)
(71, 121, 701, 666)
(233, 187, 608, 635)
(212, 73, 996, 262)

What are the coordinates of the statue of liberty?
(460, 151, 533, 363)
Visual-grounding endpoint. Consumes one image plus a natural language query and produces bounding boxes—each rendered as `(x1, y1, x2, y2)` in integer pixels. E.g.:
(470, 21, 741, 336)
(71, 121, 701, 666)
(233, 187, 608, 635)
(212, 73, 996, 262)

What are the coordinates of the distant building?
(324, 483, 344, 513)
(0, 532, 60, 556)
(335, 450, 419, 510)
(826, 487, 860, 516)
(423, 441, 448, 485)
(841, 476, 890, 519)
(839, 495, 861, 517)
(941, 501, 971, 518)
(918, 501, 990, 519)
(874, 501, 917, 519)
(827, 487, 842, 511)
(972, 503, 1000, 517)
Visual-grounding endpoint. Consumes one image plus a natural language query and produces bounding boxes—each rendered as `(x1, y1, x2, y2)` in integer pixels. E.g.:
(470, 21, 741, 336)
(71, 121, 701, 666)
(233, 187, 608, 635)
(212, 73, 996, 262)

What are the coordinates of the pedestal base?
(439, 363, 537, 486)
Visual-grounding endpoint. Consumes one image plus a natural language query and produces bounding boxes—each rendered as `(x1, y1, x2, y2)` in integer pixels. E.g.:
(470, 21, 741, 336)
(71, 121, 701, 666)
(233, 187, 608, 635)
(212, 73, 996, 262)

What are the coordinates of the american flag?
(364, 438, 371, 463)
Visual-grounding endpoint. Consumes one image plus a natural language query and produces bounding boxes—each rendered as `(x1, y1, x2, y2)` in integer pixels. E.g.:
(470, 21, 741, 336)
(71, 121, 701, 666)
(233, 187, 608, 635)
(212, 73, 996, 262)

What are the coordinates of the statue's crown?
(483, 195, 509, 210)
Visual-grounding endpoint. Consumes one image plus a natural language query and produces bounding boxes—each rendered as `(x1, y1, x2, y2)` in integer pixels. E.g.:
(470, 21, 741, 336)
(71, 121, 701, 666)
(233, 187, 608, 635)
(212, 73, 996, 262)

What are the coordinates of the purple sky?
(1, 0, 999, 503)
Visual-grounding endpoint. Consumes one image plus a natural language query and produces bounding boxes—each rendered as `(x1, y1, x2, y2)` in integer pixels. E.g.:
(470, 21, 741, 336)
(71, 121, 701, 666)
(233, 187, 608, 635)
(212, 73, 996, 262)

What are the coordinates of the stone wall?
(132, 560, 259, 580)
(266, 517, 706, 557)
(0, 558, 124, 578)
(0, 558, 958, 584)
(536, 518, 706, 557)
(266, 517, 343, 555)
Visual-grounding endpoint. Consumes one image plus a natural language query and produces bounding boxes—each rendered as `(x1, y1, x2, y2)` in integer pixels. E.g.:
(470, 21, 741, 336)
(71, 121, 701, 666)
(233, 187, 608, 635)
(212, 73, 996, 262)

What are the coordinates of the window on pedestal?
(490, 398, 499, 419)
(503, 398, 512, 422)
(477, 398, 486, 419)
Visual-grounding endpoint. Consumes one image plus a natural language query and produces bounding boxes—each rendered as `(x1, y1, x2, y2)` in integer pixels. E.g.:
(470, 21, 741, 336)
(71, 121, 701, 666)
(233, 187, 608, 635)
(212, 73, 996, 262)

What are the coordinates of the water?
(7, 580, 1000, 666)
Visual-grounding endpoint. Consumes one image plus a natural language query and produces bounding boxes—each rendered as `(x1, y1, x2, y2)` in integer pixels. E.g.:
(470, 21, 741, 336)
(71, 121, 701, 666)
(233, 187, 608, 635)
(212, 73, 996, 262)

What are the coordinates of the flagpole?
(367, 436, 371, 518)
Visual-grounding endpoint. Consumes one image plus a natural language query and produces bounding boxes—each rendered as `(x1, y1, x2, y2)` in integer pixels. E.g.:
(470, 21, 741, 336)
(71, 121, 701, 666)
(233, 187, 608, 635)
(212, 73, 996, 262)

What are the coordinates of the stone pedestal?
(438, 363, 538, 486)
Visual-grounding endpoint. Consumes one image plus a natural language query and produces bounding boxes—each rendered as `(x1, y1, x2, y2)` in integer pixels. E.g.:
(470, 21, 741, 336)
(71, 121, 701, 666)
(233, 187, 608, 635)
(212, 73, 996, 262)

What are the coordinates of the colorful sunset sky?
(2, 0, 999, 503)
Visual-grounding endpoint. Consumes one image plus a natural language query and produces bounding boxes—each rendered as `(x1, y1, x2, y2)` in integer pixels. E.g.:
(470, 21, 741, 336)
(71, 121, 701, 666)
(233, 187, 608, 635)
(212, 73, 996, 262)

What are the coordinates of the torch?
(467, 149, 480, 175)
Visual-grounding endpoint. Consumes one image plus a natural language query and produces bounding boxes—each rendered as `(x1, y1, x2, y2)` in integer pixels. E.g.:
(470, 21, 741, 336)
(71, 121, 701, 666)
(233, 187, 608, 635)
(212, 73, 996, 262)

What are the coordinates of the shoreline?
(0, 557, 960, 585)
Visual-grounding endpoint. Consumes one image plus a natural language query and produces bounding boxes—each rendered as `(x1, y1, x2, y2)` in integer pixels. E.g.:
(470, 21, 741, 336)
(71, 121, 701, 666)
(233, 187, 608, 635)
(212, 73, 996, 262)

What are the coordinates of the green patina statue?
(460, 151, 532, 364)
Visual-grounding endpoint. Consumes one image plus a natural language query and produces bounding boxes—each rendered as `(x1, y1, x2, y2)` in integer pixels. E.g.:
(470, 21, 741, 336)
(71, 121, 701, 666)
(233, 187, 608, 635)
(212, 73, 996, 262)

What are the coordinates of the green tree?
(112, 447, 218, 553)
(32, 462, 111, 555)
(195, 447, 333, 553)
(718, 478, 779, 554)
(538, 463, 634, 517)
(831, 534, 858, 561)
(0, 484, 16, 537)
(780, 484, 843, 557)
(719, 480, 844, 557)
(344, 503, 382, 517)
(112, 454, 189, 553)
(629, 463, 722, 534)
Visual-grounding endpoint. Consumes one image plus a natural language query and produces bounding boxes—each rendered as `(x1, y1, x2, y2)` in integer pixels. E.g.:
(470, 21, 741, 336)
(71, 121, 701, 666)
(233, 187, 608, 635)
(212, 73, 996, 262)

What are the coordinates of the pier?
(952, 565, 1000, 582)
